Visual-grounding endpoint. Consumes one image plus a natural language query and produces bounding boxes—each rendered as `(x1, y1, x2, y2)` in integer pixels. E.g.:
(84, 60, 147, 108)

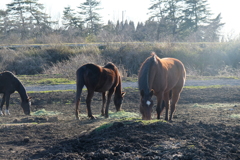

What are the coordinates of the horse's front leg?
(75, 99, 80, 120)
(0, 94, 5, 116)
(156, 92, 163, 119)
(86, 91, 95, 119)
(104, 88, 114, 118)
(101, 92, 106, 116)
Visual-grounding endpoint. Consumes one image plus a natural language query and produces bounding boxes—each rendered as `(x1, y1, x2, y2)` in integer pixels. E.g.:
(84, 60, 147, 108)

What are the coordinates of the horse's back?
(76, 63, 119, 92)
(0, 71, 20, 92)
(148, 57, 185, 92)
(160, 58, 186, 77)
(76, 63, 101, 88)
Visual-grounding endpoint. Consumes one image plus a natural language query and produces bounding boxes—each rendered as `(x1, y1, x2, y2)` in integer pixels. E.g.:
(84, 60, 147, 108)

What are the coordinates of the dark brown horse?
(138, 52, 186, 121)
(0, 71, 31, 116)
(75, 62, 126, 120)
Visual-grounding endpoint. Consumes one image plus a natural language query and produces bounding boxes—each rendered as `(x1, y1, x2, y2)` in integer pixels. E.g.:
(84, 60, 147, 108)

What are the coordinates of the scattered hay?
(32, 109, 62, 116)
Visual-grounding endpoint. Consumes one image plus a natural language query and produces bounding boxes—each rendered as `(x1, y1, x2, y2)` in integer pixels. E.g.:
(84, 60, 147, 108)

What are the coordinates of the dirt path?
(25, 79, 240, 92)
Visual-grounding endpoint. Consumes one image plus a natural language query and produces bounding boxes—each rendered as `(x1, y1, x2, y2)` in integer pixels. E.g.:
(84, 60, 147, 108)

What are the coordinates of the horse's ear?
(149, 90, 154, 97)
(121, 92, 126, 97)
(140, 90, 144, 97)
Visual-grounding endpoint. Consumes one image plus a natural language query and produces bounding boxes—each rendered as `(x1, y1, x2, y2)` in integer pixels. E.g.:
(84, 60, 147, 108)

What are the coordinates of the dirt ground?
(1, 86, 240, 160)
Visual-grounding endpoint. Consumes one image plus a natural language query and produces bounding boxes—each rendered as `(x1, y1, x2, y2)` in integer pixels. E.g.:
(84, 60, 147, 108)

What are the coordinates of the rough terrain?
(0, 80, 240, 159)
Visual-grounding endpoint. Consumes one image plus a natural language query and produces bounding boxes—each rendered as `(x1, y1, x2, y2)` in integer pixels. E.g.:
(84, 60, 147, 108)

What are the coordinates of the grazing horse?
(0, 71, 31, 116)
(138, 52, 186, 120)
(75, 62, 126, 120)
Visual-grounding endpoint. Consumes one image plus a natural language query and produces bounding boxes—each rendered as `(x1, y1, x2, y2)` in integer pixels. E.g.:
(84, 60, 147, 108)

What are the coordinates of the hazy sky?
(1, 0, 240, 37)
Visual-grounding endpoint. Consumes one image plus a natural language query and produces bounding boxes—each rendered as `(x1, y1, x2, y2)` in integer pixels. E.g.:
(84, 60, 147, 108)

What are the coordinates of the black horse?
(0, 71, 31, 116)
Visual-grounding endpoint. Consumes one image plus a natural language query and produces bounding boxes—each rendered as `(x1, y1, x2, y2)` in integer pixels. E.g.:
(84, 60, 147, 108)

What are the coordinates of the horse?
(138, 52, 186, 121)
(75, 62, 126, 120)
(0, 71, 31, 116)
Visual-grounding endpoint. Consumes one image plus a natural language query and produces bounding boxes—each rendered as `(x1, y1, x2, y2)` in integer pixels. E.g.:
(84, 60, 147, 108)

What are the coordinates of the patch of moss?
(35, 78, 75, 85)
(94, 122, 114, 132)
(184, 85, 225, 89)
(32, 109, 62, 116)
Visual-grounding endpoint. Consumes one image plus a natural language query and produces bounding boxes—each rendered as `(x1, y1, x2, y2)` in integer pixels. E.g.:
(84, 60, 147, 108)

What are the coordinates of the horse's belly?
(95, 84, 114, 92)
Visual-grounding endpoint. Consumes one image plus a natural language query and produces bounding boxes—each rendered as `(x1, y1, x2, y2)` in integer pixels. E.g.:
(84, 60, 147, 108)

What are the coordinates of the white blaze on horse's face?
(146, 100, 151, 106)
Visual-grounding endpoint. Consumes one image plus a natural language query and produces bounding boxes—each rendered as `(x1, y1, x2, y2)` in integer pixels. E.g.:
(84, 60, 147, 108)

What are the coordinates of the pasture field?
(1, 81, 240, 159)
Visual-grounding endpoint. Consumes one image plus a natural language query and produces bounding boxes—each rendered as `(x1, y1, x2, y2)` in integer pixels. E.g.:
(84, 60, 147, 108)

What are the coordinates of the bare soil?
(1, 86, 240, 159)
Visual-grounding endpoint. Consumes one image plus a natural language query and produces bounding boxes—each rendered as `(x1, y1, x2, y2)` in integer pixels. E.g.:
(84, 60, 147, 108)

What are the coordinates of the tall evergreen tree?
(0, 9, 9, 38)
(62, 6, 83, 30)
(204, 13, 225, 41)
(6, 0, 53, 39)
(78, 0, 102, 35)
(165, 0, 184, 40)
(148, 0, 168, 40)
(183, 0, 211, 32)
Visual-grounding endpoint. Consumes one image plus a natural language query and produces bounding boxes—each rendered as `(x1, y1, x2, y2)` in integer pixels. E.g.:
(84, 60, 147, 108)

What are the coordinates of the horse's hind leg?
(0, 94, 5, 116)
(75, 69, 85, 120)
(163, 92, 171, 121)
(101, 92, 106, 116)
(169, 90, 181, 121)
(86, 90, 95, 119)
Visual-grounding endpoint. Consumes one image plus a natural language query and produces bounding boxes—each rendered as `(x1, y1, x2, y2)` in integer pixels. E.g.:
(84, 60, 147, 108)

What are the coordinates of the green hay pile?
(32, 109, 62, 116)
(108, 110, 139, 119)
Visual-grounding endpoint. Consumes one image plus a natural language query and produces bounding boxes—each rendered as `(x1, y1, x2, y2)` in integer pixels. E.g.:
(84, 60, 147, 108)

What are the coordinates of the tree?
(204, 13, 225, 42)
(0, 9, 9, 38)
(182, 0, 211, 32)
(164, 0, 184, 40)
(78, 0, 102, 35)
(6, 0, 53, 39)
(62, 6, 83, 30)
(148, 0, 168, 40)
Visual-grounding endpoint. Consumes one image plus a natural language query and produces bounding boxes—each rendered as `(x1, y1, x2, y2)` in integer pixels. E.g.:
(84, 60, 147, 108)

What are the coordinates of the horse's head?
(140, 89, 154, 120)
(114, 92, 126, 111)
(21, 97, 31, 115)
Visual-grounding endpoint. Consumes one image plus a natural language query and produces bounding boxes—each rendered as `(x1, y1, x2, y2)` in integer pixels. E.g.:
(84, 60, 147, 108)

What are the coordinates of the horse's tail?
(75, 66, 86, 119)
(76, 67, 85, 101)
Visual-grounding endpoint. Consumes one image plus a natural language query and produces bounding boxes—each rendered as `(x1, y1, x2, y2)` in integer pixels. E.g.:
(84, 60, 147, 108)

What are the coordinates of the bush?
(1, 42, 240, 78)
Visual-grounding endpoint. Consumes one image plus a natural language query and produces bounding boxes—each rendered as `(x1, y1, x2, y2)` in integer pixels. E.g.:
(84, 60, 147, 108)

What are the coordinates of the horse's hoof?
(90, 116, 96, 120)
(104, 115, 109, 118)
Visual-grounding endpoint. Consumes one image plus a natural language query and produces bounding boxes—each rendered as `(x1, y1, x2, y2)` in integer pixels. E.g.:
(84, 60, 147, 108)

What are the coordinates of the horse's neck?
(115, 77, 122, 94)
(16, 82, 28, 102)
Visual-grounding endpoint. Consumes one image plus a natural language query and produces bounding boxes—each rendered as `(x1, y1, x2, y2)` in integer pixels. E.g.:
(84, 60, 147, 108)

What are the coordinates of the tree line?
(0, 0, 225, 43)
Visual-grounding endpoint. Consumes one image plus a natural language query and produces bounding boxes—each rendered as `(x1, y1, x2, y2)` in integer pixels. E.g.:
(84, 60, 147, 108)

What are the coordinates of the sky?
(1, 0, 240, 38)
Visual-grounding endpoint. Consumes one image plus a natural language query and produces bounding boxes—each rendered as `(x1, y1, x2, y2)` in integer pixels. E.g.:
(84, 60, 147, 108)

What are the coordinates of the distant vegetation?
(1, 1, 238, 79)
(0, 0, 226, 44)
(0, 42, 239, 79)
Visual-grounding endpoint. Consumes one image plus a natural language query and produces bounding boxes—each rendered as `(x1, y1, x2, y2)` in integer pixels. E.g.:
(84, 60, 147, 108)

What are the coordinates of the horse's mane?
(138, 53, 156, 94)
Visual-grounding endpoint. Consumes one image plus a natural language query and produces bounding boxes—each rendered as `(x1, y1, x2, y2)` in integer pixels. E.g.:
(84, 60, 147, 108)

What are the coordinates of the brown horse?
(75, 62, 126, 120)
(138, 52, 186, 121)
(0, 71, 31, 116)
